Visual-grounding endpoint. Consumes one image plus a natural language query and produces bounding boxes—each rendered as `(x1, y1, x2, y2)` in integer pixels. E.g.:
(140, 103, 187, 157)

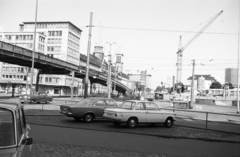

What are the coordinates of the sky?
(0, 0, 239, 89)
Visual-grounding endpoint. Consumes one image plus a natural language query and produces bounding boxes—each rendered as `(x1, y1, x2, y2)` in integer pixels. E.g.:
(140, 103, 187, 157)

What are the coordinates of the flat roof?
(22, 21, 82, 32)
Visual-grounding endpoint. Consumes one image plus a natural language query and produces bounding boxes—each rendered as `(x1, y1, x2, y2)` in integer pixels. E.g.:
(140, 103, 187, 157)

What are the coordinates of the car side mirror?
(22, 137, 33, 145)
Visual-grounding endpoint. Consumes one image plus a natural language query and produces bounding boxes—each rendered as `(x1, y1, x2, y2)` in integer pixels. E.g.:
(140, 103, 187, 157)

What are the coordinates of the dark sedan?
(60, 97, 119, 122)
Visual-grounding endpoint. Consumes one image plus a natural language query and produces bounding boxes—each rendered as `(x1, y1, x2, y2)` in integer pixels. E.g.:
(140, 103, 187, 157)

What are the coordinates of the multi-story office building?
(225, 68, 238, 87)
(0, 22, 83, 95)
(0, 31, 46, 93)
(128, 72, 151, 90)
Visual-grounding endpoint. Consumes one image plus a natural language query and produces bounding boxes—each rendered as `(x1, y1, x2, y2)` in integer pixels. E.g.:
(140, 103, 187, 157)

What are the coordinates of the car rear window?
(0, 108, 15, 147)
(74, 98, 94, 106)
(120, 101, 136, 109)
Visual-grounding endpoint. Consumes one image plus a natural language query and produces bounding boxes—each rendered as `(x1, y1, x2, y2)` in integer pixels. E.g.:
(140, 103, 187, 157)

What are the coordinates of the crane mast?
(176, 10, 223, 83)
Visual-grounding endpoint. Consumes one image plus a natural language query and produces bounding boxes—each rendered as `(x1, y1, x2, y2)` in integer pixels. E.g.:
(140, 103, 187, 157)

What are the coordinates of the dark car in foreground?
(0, 101, 33, 157)
(19, 91, 52, 104)
(60, 97, 119, 122)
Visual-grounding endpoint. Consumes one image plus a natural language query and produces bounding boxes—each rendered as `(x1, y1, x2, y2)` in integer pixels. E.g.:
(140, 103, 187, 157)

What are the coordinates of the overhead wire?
(92, 25, 239, 36)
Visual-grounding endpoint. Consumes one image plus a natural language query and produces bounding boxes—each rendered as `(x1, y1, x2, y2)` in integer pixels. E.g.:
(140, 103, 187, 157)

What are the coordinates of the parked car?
(19, 91, 52, 104)
(146, 94, 154, 101)
(0, 101, 33, 157)
(60, 97, 119, 122)
(103, 100, 175, 128)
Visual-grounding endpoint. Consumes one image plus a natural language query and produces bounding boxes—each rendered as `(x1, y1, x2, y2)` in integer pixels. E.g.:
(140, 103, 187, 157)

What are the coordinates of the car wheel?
(127, 118, 137, 128)
(74, 117, 81, 121)
(46, 100, 49, 104)
(164, 118, 173, 128)
(83, 113, 94, 123)
(113, 122, 121, 126)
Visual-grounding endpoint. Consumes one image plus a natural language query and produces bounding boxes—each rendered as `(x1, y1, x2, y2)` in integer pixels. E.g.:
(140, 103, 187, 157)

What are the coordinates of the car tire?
(127, 118, 138, 128)
(164, 118, 173, 128)
(46, 100, 49, 104)
(74, 117, 81, 121)
(113, 122, 121, 126)
(83, 113, 94, 123)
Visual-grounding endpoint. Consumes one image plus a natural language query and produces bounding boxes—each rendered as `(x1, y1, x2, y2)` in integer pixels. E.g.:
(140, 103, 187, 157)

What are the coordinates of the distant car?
(19, 91, 52, 104)
(0, 102, 33, 157)
(60, 97, 119, 122)
(146, 94, 154, 101)
(103, 100, 175, 128)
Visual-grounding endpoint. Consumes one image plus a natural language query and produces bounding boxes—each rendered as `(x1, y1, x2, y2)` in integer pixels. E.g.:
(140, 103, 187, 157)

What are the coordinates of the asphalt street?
(30, 124, 240, 157)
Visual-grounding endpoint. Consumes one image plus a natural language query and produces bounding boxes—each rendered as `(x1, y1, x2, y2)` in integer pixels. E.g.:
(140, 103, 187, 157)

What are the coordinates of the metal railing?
(160, 107, 240, 134)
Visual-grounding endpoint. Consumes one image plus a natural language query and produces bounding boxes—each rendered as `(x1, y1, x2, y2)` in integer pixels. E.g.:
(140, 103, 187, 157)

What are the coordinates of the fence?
(160, 107, 240, 134)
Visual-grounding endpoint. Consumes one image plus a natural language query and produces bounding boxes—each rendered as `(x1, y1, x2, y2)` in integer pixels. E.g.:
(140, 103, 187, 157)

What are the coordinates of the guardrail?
(160, 107, 240, 134)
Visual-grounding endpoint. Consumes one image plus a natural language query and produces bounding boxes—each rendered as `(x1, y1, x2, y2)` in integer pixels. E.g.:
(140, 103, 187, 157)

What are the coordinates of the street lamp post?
(106, 42, 117, 98)
(114, 64, 118, 92)
(190, 59, 195, 109)
(84, 12, 93, 98)
(30, 0, 38, 95)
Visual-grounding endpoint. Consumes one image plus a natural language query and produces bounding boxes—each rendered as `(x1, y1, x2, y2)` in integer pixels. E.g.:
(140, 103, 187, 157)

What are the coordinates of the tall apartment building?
(0, 22, 83, 95)
(225, 68, 238, 87)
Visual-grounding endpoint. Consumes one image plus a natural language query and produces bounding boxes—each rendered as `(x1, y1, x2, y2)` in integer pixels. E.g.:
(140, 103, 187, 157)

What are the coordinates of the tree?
(210, 81, 222, 89)
(155, 85, 164, 92)
(223, 82, 234, 89)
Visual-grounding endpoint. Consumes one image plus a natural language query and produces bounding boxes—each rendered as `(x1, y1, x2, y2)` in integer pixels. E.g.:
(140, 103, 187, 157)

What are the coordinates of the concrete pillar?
(35, 69, 42, 92)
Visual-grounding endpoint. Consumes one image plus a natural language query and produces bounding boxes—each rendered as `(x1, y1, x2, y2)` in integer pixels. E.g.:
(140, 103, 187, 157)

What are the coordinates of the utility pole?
(190, 59, 195, 109)
(144, 70, 147, 100)
(84, 12, 93, 98)
(172, 76, 175, 92)
(114, 65, 118, 92)
(30, 0, 38, 95)
(107, 50, 112, 98)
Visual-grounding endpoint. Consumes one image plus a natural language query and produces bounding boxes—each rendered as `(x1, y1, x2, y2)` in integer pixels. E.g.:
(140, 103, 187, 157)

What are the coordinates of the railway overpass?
(0, 41, 135, 95)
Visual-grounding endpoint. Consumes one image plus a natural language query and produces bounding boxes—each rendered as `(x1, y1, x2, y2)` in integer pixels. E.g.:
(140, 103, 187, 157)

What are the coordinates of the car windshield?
(0, 108, 15, 147)
(74, 98, 95, 106)
(120, 101, 136, 109)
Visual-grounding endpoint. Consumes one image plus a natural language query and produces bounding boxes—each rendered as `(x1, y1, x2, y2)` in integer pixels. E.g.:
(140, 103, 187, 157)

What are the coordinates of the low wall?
(195, 98, 236, 106)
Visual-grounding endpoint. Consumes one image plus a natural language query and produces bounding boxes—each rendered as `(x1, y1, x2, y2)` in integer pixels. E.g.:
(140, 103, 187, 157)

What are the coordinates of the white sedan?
(103, 100, 175, 128)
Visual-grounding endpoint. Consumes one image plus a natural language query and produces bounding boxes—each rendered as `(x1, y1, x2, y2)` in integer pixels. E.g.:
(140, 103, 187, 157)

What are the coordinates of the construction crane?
(176, 10, 223, 83)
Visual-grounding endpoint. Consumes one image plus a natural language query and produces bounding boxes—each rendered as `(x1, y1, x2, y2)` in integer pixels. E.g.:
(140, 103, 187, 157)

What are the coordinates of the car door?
(145, 102, 163, 123)
(16, 107, 32, 157)
(133, 102, 146, 123)
(40, 93, 47, 102)
(93, 100, 106, 118)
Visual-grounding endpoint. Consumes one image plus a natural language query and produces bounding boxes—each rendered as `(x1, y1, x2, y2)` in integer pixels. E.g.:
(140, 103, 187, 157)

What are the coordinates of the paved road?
(30, 124, 240, 157)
